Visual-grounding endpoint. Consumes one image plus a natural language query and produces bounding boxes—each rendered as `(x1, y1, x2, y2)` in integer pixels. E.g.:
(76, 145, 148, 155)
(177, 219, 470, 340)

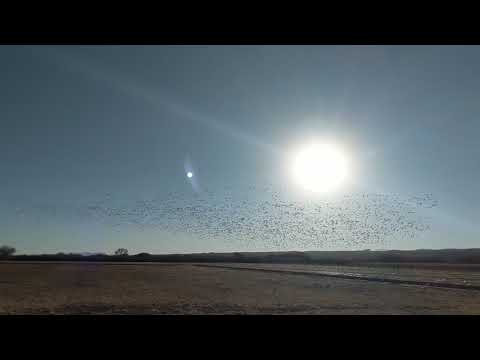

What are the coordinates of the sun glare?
(291, 142, 349, 194)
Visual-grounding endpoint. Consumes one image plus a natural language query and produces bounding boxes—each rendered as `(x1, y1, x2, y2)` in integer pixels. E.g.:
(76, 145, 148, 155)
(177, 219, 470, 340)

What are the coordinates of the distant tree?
(136, 252, 150, 257)
(114, 248, 129, 256)
(0, 245, 16, 257)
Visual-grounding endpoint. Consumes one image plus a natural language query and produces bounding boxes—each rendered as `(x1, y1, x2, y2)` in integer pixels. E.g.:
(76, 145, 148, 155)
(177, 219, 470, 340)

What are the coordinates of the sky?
(0, 45, 479, 254)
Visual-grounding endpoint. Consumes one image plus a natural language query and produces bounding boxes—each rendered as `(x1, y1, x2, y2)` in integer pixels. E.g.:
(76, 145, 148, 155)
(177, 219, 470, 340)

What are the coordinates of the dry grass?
(1, 262, 479, 314)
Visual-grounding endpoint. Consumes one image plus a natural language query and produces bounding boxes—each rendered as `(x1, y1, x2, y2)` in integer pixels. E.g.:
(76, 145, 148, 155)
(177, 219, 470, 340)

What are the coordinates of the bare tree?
(114, 248, 129, 256)
(0, 245, 16, 257)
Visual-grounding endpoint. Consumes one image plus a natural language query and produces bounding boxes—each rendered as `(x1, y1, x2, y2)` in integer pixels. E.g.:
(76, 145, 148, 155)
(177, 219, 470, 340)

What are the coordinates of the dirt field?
(204, 263, 480, 288)
(1, 262, 480, 314)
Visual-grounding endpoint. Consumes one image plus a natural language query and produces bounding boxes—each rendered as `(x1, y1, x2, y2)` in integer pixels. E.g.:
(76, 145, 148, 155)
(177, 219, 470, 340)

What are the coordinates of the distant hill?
(7, 248, 480, 265)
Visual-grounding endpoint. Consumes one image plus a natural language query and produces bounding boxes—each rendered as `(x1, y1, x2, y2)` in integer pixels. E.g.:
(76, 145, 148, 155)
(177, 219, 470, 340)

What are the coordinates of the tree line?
(0, 245, 16, 257)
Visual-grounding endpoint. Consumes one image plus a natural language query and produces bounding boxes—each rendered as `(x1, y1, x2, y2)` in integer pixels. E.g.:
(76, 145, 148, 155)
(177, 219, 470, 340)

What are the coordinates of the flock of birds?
(69, 185, 438, 250)
(9, 184, 438, 250)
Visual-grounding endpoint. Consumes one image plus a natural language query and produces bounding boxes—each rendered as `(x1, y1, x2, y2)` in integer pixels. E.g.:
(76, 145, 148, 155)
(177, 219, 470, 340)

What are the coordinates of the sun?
(291, 142, 349, 194)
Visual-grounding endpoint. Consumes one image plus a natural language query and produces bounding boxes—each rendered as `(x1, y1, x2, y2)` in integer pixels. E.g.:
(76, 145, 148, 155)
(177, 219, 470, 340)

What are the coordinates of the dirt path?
(196, 264, 480, 291)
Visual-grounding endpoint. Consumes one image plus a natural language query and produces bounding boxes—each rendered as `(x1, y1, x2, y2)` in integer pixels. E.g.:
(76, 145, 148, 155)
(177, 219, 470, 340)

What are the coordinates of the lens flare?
(291, 142, 349, 193)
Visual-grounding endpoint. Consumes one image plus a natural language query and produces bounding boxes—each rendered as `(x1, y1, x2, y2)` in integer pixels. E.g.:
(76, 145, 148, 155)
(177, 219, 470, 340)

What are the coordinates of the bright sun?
(291, 142, 349, 194)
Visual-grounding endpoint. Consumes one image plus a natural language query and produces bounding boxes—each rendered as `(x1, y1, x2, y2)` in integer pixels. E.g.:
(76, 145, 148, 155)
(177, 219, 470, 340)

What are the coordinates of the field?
(1, 261, 480, 314)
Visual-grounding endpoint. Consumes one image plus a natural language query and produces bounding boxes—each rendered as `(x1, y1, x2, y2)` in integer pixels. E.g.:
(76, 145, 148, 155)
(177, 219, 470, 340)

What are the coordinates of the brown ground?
(1, 262, 479, 314)
(207, 263, 480, 287)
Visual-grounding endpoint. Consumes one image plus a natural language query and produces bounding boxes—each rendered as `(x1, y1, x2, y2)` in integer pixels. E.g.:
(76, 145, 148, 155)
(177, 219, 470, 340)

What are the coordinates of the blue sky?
(1, 45, 479, 254)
